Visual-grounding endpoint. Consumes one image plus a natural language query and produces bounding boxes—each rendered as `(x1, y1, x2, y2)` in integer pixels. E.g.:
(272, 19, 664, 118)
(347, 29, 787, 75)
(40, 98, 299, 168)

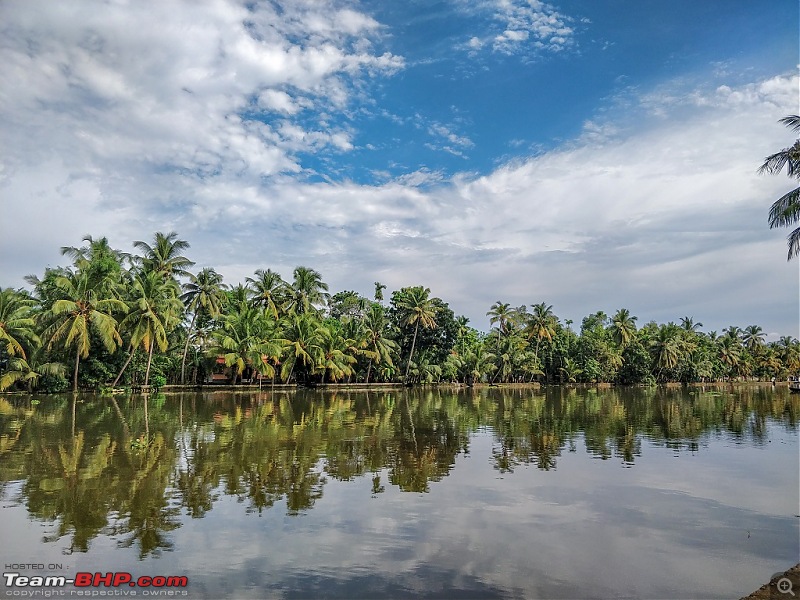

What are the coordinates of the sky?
(0, 0, 798, 337)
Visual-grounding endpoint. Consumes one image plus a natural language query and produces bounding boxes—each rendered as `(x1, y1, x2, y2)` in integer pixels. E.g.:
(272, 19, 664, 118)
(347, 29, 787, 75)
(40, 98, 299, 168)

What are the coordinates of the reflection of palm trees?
(5, 386, 798, 553)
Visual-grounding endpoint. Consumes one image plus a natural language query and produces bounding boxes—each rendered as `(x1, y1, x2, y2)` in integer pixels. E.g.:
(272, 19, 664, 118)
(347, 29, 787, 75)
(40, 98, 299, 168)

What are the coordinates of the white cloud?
(0, 0, 796, 337)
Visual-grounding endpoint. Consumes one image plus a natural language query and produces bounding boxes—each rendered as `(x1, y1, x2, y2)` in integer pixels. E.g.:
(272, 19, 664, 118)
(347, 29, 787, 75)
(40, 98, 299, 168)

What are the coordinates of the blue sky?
(0, 0, 798, 336)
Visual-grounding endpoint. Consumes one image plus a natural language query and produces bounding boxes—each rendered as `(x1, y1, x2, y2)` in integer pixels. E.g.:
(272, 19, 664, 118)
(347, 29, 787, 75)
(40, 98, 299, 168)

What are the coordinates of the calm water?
(0, 386, 798, 599)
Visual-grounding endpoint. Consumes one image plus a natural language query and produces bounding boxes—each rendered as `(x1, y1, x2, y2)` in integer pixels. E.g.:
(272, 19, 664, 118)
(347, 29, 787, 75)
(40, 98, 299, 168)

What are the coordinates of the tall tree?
(43, 271, 127, 391)
(742, 324, 766, 353)
(611, 308, 638, 349)
(0, 288, 39, 360)
(286, 266, 329, 315)
(680, 316, 703, 332)
(759, 115, 800, 259)
(179, 268, 226, 384)
(209, 301, 283, 385)
(281, 312, 324, 384)
(374, 282, 386, 302)
(395, 287, 438, 382)
(362, 303, 397, 383)
(246, 268, 286, 319)
(487, 301, 514, 353)
(60, 235, 127, 294)
(132, 232, 195, 279)
(118, 270, 182, 388)
(526, 302, 557, 366)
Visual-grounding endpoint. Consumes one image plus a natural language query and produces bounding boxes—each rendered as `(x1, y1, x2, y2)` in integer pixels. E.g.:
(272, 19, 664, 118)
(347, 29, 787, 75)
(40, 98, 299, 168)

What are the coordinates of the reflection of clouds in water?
(163, 430, 798, 599)
(1, 389, 797, 599)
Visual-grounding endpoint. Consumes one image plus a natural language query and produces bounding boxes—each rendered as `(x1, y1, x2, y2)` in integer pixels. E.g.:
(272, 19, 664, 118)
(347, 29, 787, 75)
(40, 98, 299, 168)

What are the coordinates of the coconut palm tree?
(742, 325, 766, 353)
(246, 268, 286, 319)
(286, 266, 329, 315)
(526, 302, 557, 365)
(362, 303, 397, 383)
(179, 268, 226, 384)
(650, 324, 682, 378)
(281, 312, 325, 384)
(717, 335, 741, 377)
(209, 301, 283, 385)
(132, 232, 195, 280)
(316, 324, 356, 383)
(43, 271, 127, 392)
(374, 282, 387, 303)
(0, 348, 66, 392)
(611, 308, 638, 348)
(117, 270, 182, 388)
(396, 287, 438, 382)
(680, 316, 703, 332)
(759, 115, 800, 259)
(487, 302, 514, 335)
(0, 288, 39, 360)
(60, 235, 128, 294)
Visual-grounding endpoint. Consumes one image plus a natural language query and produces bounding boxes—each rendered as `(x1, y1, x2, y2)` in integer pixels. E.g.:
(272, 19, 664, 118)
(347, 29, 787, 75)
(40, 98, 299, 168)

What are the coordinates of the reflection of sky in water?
(0, 391, 798, 600)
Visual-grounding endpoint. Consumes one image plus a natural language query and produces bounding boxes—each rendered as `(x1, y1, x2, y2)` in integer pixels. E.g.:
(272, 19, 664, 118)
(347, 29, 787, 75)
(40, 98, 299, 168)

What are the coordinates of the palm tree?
(179, 268, 226, 384)
(396, 287, 438, 382)
(286, 266, 329, 315)
(374, 282, 386, 303)
(362, 303, 397, 383)
(723, 325, 743, 343)
(759, 115, 800, 259)
(0, 348, 66, 392)
(246, 268, 286, 319)
(316, 324, 356, 383)
(117, 270, 182, 388)
(487, 301, 513, 335)
(281, 312, 324, 384)
(526, 302, 557, 365)
(60, 235, 128, 293)
(611, 308, 638, 348)
(742, 325, 766, 353)
(718, 335, 741, 377)
(132, 232, 195, 279)
(209, 301, 283, 385)
(650, 324, 682, 378)
(486, 301, 513, 353)
(0, 288, 39, 360)
(680, 316, 703, 332)
(43, 271, 127, 391)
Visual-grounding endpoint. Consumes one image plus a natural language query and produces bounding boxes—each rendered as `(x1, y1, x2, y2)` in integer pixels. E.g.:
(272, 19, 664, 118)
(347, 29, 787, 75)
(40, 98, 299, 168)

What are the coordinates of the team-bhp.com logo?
(4, 572, 188, 596)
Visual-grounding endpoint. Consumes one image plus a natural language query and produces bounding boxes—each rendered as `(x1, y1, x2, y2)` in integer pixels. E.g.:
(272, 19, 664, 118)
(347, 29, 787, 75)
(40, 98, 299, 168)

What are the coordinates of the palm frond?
(786, 226, 800, 260)
(768, 186, 800, 228)
(779, 115, 800, 132)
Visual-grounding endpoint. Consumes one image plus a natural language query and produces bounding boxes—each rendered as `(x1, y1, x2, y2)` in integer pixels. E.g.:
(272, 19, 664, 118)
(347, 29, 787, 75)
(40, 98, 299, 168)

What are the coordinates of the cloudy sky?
(0, 0, 798, 336)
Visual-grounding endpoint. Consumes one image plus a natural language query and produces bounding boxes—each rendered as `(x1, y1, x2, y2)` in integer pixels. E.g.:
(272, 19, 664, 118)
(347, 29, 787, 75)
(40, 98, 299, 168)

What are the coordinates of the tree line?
(1, 232, 798, 392)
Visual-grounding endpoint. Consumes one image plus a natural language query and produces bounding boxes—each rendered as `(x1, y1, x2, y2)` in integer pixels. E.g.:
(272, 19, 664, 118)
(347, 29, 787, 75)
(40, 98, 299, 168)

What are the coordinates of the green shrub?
(150, 374, 167, 390)
(38, 374, 69, 394)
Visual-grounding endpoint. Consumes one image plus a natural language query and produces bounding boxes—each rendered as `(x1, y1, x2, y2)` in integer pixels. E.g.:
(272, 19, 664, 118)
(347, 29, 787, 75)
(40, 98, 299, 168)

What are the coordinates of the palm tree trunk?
(180, 312, 198, 385)
(366, 359, 372, 384)
(112, 347, 136, 387)
(286, 362, 295, 385)
(405, 321, 420, 382)
(73, 349, 81, 393)
(144, 339, 154, 388)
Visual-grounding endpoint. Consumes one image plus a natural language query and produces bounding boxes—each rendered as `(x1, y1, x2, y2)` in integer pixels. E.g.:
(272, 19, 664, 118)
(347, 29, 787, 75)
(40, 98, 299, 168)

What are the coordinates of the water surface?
(1, 385, 797, 599)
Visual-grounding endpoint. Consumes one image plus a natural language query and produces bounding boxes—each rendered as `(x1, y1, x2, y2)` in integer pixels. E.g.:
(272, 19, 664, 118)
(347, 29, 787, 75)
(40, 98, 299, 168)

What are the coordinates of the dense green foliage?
(1, 233, 798, 392)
